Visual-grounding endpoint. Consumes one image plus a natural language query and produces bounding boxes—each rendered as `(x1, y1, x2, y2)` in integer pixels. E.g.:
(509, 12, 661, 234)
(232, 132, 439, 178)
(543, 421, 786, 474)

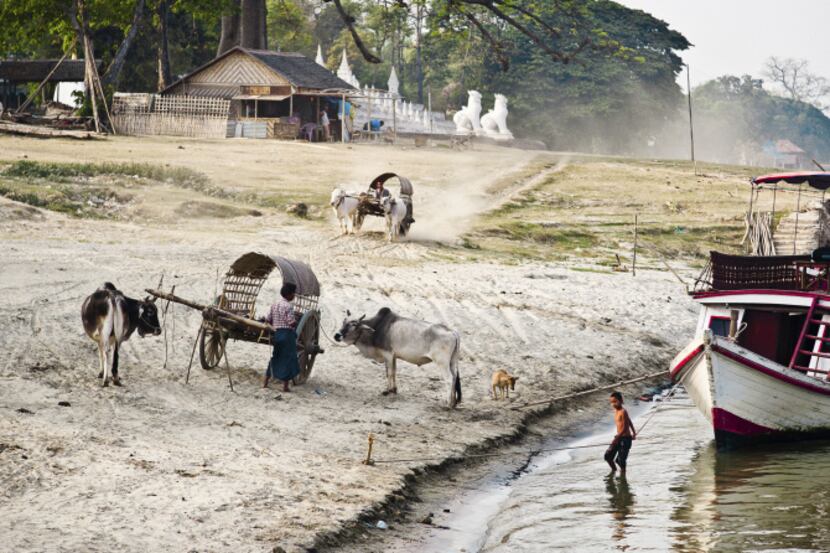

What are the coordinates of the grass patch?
(3, 160, 208, 187)
(0, 179, 132, 218)
(485, 222, 600, 248)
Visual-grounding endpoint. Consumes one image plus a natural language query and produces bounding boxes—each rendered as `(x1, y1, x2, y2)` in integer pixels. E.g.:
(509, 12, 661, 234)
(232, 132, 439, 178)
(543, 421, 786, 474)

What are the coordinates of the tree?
(763, 56, 830, 110)
(217, 0, 240, 55)
(693, 74, 830, 164)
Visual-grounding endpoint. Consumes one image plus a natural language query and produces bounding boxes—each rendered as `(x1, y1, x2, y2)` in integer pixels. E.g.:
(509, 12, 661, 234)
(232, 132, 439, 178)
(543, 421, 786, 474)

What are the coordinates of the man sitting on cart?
(370, 178, 414, 225)
(263, 283, 301, 392)
(369, 178, 391, 201)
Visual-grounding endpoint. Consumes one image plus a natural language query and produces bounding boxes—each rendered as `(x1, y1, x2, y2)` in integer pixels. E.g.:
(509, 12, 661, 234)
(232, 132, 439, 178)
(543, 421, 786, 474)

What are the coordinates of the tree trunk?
(240, 0, 266, 50)
(101, 0, 146, 87)
(157, 0, 171, 91)
(217, 0, 241, 56)
(260, 0, 268, 49)
(415, 3, 424, 104)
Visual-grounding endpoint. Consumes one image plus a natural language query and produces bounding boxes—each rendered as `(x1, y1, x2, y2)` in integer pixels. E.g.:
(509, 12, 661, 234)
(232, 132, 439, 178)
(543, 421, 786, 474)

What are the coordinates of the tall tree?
(155, 0, 171, 89)
(763, 56, 830, 110)
(217, 0, 240, 55)
(240, 0, 267, 49)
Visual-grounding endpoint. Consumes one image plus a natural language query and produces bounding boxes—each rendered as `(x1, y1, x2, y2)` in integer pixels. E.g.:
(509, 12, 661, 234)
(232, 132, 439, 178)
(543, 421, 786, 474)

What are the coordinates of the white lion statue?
(453, 90, 482, 135)
(480, 94, 513, 139)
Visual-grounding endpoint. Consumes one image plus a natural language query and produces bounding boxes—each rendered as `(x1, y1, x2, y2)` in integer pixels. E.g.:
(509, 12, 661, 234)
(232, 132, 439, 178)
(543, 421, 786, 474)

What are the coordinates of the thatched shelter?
(0, 58, 98, 110)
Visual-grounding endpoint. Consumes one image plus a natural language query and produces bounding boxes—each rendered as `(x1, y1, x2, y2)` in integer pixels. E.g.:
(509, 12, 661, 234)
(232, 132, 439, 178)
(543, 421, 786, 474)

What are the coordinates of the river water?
(422, 391, 830, 553)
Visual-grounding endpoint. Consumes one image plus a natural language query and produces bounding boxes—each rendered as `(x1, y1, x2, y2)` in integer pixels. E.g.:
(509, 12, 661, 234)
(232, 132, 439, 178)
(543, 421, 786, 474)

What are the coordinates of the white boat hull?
(671, 336, 830, 447)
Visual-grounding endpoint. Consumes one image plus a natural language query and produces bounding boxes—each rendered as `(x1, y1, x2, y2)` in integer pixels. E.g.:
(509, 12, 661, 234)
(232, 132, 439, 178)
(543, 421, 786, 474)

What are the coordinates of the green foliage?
(266, 0, 313, 54)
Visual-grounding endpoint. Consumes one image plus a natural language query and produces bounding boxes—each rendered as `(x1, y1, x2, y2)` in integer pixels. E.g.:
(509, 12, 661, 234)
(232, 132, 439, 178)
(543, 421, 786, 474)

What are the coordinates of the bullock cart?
(147, 252, 324, 386)
(355, 172, 415, 235)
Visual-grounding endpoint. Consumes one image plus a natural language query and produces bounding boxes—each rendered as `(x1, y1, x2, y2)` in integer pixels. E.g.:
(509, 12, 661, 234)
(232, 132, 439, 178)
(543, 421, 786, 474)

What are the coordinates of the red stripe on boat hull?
(670, 344, 704, 379)
(711, 407, 773, 436)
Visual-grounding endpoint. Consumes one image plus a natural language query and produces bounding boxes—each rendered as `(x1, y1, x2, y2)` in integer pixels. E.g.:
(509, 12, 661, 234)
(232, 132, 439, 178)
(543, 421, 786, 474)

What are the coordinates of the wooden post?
(82, 35, 100, 133)
(632, 214, 638, 277)
(427, 86, 432, 133)
(367, 89, 372, 134)
(771, 184, 777, 240)
(185, 324, 203, 384)
(729, 310, 739, 339)
(341, 93, 346, 144)
(363, 433, 375, 466)
(686, 64, 697, 176)
(221, 332, 234, 393)
(794, 182, 802, 254)
(392, 97, 397, 144)
(289, 93, 293, 117)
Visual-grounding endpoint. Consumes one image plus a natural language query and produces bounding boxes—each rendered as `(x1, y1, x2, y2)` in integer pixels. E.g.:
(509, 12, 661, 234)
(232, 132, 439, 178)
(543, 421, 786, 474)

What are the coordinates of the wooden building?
(0, 59, 94, 110)
(160, 47, 356, 139)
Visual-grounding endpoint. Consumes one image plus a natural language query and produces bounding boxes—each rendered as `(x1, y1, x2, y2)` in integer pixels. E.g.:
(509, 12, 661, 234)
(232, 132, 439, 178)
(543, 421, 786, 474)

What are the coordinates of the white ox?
(330, 187, 361, 235)
(334, 308, 462, 408)
(381, 195, 408, 242)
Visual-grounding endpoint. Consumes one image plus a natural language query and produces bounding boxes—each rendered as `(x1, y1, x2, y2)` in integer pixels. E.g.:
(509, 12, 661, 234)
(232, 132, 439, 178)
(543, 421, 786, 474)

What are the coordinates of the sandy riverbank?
(0, 135, 700, 552)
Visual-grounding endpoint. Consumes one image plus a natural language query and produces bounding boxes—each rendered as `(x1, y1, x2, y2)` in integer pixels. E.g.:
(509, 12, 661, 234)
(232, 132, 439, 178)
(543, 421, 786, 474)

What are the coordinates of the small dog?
(491, 370, 518, 400)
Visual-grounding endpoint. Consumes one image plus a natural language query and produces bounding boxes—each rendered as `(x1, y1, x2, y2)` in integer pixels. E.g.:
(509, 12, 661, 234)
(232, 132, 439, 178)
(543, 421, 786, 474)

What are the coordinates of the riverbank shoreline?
(0, 135, 706, 552)
(315, 377, 670, 553)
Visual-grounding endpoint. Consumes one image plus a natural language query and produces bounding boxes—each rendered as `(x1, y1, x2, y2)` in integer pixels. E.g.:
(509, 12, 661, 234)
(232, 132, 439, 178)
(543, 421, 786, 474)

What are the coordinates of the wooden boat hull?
(671, 337, 830, 448)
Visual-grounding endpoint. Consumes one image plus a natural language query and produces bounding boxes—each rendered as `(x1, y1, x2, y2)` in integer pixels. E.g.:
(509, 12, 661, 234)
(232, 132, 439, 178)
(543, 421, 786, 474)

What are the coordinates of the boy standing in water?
(605, 391, 636, 475)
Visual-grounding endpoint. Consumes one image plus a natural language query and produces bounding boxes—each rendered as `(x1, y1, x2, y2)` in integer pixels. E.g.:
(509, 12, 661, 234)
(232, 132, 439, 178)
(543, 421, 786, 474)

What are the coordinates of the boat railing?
(693, 251, 830, 293)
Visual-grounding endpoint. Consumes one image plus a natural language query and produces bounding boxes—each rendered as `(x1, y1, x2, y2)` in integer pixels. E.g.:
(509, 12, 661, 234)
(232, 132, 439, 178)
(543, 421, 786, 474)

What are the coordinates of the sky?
(617, 0, 830, 88)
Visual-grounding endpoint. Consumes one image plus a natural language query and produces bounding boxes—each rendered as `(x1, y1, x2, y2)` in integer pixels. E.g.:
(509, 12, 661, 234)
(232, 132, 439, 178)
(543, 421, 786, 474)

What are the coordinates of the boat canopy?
(752, 172, 830, 190)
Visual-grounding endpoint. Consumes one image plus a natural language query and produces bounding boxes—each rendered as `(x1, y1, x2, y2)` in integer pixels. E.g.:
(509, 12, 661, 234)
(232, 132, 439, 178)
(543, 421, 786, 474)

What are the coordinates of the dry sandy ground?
(0, 136, 697, 552)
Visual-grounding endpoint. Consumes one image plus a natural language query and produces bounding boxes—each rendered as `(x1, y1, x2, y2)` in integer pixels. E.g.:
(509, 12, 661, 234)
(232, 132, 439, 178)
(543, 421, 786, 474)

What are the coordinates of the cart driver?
(369, 178, 391, 201)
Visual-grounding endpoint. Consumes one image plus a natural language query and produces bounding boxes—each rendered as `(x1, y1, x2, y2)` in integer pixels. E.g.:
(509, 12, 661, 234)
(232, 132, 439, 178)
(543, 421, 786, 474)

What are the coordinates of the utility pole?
(686, 64, 697, 175)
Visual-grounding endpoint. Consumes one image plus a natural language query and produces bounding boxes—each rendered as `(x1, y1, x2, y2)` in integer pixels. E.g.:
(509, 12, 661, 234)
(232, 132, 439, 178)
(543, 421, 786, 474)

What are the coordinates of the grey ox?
(81, 283, 161, 386)
(334, 307, 462, 408)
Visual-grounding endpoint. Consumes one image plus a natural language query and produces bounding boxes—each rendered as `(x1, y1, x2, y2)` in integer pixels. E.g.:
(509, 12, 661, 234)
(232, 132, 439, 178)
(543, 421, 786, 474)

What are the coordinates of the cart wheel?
(199, 326, 225, 370)
(294, 310, 321, 385)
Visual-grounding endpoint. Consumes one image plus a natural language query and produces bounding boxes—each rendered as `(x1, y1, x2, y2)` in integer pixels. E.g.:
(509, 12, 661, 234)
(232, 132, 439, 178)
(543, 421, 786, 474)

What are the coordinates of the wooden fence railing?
(112, 93, 230, 139)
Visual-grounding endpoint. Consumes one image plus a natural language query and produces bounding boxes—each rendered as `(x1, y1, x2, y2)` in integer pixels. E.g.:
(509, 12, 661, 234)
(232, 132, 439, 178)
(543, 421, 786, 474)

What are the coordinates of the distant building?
(113, 47, 357, 140)
(769, 139, 809, 169)
(161, 47, 355, 135)
(0, 58, 94, 111)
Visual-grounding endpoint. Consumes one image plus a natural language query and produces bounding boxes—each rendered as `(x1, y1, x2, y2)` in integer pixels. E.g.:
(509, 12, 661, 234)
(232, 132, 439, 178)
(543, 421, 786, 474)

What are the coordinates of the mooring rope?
(365, 377, 682, 465)
(511, 370, 669, 411)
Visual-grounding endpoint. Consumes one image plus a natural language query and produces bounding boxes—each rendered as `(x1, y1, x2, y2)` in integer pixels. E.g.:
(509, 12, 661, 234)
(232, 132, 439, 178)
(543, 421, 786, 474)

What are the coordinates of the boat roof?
(694, 289, 826, 307)
(752, 172, 830, 190)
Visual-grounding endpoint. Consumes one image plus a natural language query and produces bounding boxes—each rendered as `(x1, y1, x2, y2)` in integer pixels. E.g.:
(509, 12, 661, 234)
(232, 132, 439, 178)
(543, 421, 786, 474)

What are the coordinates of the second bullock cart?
(148, 252, 324, 386)
(355, 172, 415, 236)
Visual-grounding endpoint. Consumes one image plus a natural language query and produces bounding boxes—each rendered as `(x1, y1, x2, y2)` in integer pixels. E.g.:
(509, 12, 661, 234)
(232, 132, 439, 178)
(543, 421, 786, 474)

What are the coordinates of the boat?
(671, 172, 830, 448)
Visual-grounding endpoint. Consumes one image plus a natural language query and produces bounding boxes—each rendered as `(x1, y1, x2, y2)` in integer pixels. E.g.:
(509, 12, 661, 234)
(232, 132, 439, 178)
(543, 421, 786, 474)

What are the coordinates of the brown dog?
(492, 370, 518, 400)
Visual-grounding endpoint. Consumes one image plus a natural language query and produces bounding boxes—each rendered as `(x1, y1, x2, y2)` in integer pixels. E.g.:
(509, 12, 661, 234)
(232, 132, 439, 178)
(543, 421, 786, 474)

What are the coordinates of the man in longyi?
(263, 283, 301, 392)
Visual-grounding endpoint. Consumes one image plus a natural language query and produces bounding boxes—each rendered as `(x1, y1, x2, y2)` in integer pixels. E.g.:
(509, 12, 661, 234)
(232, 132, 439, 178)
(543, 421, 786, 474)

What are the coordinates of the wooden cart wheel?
(199, 325, 225, 370)
(293, 310, 321, 385)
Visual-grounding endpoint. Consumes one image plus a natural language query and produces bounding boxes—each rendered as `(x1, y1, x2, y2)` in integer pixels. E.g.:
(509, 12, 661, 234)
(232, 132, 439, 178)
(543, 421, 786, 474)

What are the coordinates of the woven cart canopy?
(229, 252, 320, 297)
(370, 173, 414, 196)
